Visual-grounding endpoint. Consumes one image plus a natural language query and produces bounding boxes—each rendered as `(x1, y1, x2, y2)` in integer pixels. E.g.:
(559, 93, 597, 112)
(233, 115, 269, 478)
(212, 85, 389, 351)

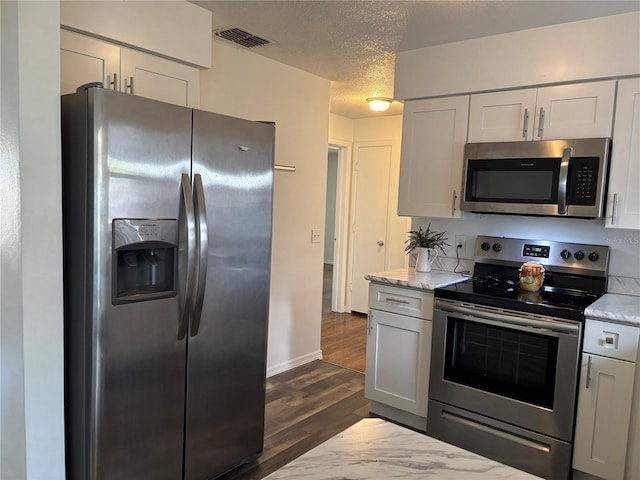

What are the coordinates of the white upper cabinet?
(468, 81, 616, 142)
(398, 95, 469, 218)
(120, 49, 200, 108)
(606, 77, 640, 230)
(468, 89, 538, 142)
(60, 0, 212, 69)
(61, 30, 120, 95)
(61, 30, 200, 108)
(536, 82, 615, 140)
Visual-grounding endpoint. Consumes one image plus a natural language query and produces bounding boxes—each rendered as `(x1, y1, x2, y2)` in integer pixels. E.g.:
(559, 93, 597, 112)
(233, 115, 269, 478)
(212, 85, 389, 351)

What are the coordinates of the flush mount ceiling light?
(366, 97, 393, 112)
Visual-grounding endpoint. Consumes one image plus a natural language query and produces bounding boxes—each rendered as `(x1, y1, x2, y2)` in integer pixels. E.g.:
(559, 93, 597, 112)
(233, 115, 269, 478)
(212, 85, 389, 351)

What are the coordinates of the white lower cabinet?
(573, 320, 639, 480)
(365, 283, 432, 430)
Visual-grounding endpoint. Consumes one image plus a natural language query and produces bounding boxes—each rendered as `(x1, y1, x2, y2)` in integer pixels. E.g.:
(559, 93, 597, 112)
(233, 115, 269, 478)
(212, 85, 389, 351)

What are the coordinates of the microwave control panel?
(567, 157, 599, 206)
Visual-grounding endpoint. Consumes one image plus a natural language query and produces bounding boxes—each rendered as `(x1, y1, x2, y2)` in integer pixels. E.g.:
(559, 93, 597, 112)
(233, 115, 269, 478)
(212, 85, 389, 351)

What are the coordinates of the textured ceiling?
(193, 1, 640, 119)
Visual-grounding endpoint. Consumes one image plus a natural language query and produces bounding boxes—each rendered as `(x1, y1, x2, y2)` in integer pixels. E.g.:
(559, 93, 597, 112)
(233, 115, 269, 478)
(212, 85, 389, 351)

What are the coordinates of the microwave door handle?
(557, 148, 571, 215)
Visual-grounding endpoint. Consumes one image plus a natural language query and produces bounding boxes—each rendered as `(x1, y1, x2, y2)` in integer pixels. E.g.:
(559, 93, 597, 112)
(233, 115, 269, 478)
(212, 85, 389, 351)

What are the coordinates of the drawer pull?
(384, 297, 410, 305)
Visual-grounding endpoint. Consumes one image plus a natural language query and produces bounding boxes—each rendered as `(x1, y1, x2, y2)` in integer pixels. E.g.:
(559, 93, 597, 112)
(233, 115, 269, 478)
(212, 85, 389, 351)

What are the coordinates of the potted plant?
(404, 224, 449, 272)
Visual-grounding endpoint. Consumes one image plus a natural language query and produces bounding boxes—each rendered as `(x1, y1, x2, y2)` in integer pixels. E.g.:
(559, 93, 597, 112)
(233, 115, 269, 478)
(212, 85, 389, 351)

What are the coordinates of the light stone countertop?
(264, 418, 542, 479)
(585, 293, 640, 326)
(365, 268, 469, 291)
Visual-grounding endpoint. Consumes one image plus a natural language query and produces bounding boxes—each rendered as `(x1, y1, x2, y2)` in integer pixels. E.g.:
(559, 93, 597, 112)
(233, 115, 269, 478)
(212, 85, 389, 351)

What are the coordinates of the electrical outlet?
(311, 229, 322, 244)
(455, 235, 467, 254)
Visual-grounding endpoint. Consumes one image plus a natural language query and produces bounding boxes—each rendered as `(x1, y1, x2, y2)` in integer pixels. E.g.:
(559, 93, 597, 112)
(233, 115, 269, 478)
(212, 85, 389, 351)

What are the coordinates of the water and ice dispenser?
(112, 219, 178, 304)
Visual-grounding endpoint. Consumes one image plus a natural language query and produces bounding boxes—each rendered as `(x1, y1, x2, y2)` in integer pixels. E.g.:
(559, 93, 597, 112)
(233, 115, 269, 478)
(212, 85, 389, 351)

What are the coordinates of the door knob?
(377, 240, 384, 247)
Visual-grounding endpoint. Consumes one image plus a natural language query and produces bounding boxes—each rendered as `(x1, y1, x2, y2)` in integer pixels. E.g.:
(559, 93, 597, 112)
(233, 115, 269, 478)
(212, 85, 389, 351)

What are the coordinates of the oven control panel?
(523, 244, 550, 258)
(474, 236, 610, 277)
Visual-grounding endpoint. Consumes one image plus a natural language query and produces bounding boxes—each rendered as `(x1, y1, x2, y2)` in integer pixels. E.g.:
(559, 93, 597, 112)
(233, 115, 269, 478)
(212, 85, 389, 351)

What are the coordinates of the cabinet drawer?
(583, 319, 639, 362)
(368, 283, 434, 320)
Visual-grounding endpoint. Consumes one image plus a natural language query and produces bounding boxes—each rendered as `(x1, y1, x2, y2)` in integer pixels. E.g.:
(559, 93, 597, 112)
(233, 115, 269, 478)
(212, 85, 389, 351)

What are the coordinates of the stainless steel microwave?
(460, 138, 611, 218)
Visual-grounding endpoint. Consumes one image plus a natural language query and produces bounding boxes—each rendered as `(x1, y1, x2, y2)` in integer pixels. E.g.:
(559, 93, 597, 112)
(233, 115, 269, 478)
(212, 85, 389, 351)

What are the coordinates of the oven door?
(430, 299, 581, 442)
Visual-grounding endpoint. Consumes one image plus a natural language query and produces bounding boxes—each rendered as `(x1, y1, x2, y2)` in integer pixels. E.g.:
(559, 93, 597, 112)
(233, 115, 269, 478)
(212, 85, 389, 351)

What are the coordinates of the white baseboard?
(266, 350, 323, 378)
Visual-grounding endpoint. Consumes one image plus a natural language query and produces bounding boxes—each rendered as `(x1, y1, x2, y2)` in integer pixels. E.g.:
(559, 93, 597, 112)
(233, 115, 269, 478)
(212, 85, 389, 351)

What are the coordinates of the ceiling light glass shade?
(366, 97, 393, 112)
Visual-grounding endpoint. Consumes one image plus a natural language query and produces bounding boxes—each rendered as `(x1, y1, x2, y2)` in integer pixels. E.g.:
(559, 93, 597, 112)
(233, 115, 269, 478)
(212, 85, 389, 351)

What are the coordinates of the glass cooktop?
(435, 279, 602, 322)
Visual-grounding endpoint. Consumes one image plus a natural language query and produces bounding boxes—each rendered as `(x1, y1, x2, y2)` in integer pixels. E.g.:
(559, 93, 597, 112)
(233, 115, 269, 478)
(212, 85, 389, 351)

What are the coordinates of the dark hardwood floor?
(320, 312, 367, 373)
(218, 360, 370, 480)
(320, 263, 368, 373)
(219, 265, 370, 479)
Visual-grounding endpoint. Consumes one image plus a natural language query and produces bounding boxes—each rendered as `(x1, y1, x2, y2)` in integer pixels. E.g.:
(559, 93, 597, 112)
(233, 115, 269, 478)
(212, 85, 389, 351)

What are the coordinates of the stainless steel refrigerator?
(61, 84, 274, 480)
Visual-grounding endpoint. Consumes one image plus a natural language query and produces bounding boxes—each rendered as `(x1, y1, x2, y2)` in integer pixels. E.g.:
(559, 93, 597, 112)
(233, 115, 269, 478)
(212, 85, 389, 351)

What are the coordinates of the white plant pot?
(415, 247, 438, 273)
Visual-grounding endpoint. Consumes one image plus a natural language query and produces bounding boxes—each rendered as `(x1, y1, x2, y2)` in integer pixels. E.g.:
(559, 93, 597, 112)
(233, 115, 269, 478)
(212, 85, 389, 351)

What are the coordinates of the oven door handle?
(436, 302, 579, 336)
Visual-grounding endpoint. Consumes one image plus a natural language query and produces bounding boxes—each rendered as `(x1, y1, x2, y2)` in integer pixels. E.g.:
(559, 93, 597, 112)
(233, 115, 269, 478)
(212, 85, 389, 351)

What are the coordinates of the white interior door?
(349, 144, 391, 314)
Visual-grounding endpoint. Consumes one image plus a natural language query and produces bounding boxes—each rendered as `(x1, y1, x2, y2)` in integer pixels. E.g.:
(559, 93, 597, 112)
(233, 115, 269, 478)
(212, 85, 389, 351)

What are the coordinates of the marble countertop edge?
(264, 418, 542, 479)
(585, 293, 640, 327)
(365, 268, 470, 291)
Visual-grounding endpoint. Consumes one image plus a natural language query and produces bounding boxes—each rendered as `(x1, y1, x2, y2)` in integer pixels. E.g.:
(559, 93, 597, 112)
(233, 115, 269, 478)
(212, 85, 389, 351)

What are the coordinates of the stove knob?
(481, 242, 491, 251)
(492, 243, 502, 253)
(588, 251, 600, 262)
(560, 249, 572, 260)
(573, 250, 585, 261)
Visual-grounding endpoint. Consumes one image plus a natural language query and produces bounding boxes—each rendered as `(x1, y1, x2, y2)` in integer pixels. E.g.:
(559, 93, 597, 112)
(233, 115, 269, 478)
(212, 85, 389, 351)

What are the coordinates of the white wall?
(329, 113, 355, 143)
(0, 1, 65, 479)
(395, 12, 640, 100)
(200, 39, 331, 375)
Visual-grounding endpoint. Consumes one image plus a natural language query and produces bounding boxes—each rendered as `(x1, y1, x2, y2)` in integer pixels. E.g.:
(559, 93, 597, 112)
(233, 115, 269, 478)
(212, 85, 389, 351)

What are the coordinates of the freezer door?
(185, 111, 274, 479)
(63, 87, 192, 480)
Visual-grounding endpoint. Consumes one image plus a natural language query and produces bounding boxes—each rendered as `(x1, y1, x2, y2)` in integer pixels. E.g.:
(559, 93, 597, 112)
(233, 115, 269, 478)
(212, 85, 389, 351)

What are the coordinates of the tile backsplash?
(412, 213, 640, 286)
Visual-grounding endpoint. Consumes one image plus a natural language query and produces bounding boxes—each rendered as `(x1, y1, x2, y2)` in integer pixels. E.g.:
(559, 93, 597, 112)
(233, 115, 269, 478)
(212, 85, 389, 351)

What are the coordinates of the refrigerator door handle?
(178, 173, 197, 340)
(190, 173, 208, 336)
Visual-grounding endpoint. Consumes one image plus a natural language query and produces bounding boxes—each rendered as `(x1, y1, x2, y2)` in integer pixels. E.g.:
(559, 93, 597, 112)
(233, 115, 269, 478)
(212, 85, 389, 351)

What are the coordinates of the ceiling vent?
(213, 27, 270, 48)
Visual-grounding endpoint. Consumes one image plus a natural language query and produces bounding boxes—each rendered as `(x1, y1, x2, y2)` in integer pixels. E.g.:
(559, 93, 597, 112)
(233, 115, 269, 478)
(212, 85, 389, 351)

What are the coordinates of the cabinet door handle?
(109, 73, 118, 91)
(611, 193, 618, 225)
(585, 355, 592, 389)
(384, 297, 410, 305)
(367, 312, 372, 335)
(125, 76, 134, 94)
(537, 107, 545, 139)
(522, 108, 530, 139)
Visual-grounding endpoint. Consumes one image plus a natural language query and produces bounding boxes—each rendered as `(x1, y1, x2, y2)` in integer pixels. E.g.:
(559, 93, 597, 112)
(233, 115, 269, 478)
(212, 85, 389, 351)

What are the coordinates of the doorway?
(322, 148, 339, 315)
(322, 142, 351, 314)
(321, 143, 367, 373)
